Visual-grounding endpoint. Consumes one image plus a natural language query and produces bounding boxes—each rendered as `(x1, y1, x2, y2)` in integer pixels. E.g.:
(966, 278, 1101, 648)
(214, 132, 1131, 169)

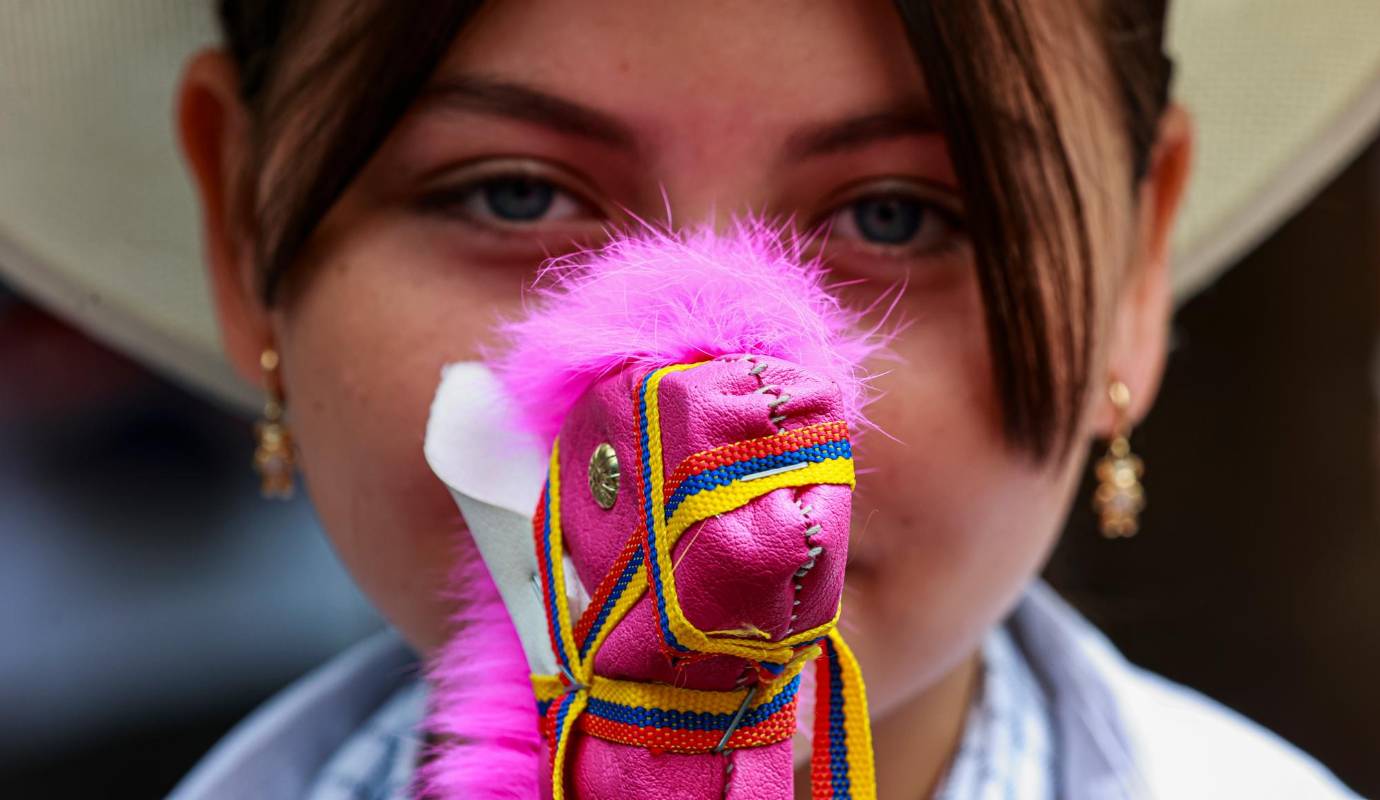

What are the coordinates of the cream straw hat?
(1, 2, 1378, 411)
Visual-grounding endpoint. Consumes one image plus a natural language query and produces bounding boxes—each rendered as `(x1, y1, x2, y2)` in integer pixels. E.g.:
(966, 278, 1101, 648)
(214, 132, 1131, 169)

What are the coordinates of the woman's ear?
(1095, 103, 1195, 435)
(175, 49, 272, 390)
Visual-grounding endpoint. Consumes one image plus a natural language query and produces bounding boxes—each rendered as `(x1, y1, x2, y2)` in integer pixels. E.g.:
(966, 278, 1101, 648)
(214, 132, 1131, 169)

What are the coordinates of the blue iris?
(851, 196, 923, 245)
(481, 177, 556, 221)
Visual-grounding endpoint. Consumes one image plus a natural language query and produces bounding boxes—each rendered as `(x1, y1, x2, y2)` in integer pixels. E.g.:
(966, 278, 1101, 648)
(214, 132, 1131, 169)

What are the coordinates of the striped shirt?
(934, 626, 1055, 800)
(305, 681, 425, 800)
(304, 624, 1056, 800)
(172, 584, 1358, 800)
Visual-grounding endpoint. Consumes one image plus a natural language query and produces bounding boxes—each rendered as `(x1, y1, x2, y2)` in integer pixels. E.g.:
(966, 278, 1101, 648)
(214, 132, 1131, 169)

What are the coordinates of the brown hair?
(218, 0, 1173, 460)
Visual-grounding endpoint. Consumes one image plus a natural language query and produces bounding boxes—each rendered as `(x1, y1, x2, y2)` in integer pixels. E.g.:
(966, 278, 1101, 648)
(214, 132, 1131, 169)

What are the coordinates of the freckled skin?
(178, 1, 1188, 794)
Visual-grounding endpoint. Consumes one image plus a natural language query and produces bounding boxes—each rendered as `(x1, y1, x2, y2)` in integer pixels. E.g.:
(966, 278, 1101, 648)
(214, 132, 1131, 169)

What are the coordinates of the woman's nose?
(650, 166, 779, 235)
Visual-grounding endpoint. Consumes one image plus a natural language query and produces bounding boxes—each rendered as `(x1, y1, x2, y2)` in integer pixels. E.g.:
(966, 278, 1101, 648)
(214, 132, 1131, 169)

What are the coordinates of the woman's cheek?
(838, 275, 1076, 712)
(274, 230, 529, 654)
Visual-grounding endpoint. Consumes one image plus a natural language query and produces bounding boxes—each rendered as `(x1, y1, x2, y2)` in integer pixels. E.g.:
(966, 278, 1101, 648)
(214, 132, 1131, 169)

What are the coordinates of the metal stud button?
(588, 442, 620, 510)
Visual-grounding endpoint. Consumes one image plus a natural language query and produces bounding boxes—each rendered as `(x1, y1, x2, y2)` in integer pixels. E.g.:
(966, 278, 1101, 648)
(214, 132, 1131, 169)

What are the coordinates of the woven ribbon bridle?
(529, 363, 876, 799)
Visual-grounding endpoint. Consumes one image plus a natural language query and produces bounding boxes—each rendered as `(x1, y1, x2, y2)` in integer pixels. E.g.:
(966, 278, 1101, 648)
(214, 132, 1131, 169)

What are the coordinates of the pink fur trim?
(416, 526, 542, 800)
(487, 219, 895, 445)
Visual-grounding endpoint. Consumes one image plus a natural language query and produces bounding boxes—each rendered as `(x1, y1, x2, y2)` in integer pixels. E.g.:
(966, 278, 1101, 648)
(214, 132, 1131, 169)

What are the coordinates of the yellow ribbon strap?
(811, 629, 876, 799)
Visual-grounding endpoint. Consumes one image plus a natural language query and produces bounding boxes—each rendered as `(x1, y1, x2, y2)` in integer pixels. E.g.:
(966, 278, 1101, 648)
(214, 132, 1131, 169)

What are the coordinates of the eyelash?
(417, 175, 598, 230)
(818, 189, 965, 259)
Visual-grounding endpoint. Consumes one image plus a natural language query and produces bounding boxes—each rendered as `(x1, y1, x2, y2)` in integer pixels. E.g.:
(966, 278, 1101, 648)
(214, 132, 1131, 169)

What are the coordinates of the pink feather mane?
(416, 528, 543, 800)
(487, 219, 893, 444)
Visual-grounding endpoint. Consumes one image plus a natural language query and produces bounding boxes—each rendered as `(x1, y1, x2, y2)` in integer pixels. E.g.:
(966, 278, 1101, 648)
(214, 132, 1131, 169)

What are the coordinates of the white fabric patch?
(422, 361, 556, 676)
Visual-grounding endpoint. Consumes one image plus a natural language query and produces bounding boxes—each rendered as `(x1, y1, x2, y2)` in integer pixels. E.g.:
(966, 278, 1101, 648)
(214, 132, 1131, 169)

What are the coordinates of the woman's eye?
(475, 177, 567, 222)
(828, 193, 961, 254)
(425, 175, 592, 226)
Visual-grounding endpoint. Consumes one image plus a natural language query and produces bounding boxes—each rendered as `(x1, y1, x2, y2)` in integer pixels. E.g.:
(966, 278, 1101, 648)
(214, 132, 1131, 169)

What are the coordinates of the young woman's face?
(186, 0, 1177, 722)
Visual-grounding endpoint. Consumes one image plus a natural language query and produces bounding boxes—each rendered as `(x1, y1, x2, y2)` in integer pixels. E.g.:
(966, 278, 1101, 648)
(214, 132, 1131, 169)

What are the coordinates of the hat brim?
(1, 1, 1378, 411)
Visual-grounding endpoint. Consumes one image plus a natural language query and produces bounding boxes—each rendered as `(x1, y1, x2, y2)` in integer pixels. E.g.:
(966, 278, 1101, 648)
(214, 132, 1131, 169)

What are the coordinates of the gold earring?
(1093, 379, 1144, 538)
(254, 347, 296, 499)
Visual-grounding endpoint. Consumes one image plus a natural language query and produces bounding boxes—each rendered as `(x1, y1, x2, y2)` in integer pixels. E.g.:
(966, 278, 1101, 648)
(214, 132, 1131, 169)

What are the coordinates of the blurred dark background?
(1, 137, 1377, 799)
(0, 291, 382, 795)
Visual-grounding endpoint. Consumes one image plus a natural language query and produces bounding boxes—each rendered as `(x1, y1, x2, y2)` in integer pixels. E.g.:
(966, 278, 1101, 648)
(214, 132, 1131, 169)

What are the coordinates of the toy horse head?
(424, 222, 888, 800)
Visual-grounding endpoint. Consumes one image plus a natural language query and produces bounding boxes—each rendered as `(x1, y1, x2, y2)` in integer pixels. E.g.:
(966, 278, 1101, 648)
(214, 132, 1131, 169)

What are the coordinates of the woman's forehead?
(427, 0, 931, 141)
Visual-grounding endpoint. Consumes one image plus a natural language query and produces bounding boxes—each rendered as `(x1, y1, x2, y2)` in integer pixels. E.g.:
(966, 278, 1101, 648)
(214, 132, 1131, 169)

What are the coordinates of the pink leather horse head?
(423, 222, 886, 800)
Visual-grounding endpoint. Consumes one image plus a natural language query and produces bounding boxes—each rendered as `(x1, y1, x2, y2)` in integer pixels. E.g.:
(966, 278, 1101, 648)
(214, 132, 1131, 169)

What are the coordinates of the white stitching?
(739, 355, 821, 639)
(786, 490, 823, 634)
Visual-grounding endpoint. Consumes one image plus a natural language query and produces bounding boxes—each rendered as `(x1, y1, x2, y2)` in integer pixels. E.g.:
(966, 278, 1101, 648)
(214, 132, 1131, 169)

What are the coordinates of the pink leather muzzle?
(533, 354, 855, 799)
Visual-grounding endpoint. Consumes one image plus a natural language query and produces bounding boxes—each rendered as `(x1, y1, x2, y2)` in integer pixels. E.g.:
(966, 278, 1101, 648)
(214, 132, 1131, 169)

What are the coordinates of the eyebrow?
(418, 76, 639, 152)
(784, 107, 940, 160)
(418, 76, 938, 161)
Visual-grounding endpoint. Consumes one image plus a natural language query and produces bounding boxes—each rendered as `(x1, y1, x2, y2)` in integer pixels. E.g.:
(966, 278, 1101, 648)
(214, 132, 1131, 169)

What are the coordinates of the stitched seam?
(737, 355, 819, 638)
(787, 491, 822, 635)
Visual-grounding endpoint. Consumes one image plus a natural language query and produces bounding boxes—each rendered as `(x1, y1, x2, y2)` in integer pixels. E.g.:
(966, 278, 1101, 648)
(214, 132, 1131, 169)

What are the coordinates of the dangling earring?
(254, 347, 296, 499)
(1093, 379, 1144, 538)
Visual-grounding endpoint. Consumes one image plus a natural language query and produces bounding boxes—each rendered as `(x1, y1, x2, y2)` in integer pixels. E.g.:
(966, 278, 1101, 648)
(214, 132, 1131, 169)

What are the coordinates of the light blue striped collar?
(305, 680, 426, 800)
(935, 624, 1056, 799)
